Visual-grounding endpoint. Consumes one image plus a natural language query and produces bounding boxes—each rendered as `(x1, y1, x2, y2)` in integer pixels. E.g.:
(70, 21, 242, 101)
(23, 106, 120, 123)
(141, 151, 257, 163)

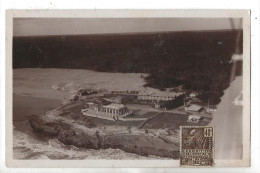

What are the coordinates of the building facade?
(82, 102, 132, 120)
(137, 94, 176, 101)
(102, 103, 130, 116)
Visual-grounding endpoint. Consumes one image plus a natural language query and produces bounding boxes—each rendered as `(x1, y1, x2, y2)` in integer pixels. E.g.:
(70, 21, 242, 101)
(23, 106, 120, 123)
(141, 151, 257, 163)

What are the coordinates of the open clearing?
(141, 112, 211, 130)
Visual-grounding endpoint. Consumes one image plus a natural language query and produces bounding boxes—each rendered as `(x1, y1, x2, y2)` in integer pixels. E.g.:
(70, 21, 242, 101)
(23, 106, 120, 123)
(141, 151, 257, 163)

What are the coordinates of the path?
(138, 111, 164, 129)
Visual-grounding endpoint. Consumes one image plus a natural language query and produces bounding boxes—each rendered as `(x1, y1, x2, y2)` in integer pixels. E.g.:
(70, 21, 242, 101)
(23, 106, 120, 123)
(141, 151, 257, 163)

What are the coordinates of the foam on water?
(13, 129, 169, 160)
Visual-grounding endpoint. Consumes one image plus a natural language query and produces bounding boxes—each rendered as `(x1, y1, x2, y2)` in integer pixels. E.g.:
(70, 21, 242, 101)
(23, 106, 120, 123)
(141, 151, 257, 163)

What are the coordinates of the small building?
(206, 105, 217, 113)
(190, 92, 199, 99)
(138, 93, 175, 101)
(187, 114, 202, 123)
(154, 102, 161, 109)
(137, 90, 184, 102)
(185, 104, 203, 112)
(154, 102, 167, 110)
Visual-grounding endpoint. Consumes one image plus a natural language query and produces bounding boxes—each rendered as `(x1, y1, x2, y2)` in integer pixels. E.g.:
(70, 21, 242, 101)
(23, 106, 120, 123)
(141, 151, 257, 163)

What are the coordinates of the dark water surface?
(13, 94, 62, 123)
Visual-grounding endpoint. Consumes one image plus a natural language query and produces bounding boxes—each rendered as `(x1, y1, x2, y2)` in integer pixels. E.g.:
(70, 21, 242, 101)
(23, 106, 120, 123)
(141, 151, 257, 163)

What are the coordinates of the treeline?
(13, 30, 242, 104)
(159, 95, 184, 110)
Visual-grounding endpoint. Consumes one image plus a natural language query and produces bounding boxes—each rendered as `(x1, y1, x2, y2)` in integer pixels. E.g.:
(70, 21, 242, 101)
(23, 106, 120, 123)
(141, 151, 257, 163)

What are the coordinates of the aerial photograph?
(12, 18, 243, 160)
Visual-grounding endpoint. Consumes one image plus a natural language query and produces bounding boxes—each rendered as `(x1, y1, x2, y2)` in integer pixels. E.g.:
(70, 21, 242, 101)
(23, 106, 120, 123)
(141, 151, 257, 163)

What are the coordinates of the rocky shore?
(29, 111, 180, 159)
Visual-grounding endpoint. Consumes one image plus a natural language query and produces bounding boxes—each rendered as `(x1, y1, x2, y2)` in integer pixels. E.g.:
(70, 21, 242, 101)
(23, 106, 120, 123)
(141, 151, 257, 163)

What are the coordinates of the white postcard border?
(5, 9, 251, 168)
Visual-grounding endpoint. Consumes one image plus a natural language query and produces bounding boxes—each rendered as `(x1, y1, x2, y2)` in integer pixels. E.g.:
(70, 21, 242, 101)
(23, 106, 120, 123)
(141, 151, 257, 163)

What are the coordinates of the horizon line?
(13, 29, 242, 38)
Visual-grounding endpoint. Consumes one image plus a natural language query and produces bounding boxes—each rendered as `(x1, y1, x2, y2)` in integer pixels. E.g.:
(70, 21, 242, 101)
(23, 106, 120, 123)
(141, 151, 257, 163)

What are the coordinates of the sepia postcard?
(5, 9, 250, 167)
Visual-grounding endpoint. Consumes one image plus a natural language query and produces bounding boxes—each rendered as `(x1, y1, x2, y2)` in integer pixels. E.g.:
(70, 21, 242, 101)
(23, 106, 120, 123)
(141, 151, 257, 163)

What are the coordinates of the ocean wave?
(13, 129, 169, 160)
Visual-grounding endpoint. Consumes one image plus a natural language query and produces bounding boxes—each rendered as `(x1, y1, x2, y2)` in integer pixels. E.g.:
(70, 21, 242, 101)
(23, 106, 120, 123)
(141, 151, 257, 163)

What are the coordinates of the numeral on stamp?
(180, 126, 214, 167)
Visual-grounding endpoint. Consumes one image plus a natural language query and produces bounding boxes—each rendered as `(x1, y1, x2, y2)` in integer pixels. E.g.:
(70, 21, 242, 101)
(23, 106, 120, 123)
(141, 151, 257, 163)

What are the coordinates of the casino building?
(81, 102, 132, 121)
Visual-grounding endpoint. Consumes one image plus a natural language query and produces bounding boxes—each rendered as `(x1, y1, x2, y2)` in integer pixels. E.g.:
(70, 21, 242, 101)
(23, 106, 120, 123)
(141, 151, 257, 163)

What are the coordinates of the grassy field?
(126, 111, 158, 119)
(141, 112, 211, 130)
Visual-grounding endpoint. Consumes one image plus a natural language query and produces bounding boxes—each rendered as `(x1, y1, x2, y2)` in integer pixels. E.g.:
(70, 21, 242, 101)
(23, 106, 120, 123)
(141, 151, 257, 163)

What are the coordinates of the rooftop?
(138, 90, 183, 97)
(190, 92, 199, 96)
(188, 114, 201, 120)
(186, 104, 202, 112)
(103, 103, 125, 109)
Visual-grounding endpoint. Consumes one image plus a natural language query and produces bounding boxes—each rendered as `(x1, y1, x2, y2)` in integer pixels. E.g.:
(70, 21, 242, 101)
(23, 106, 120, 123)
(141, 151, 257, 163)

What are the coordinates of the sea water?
(13, 95, 165, 160)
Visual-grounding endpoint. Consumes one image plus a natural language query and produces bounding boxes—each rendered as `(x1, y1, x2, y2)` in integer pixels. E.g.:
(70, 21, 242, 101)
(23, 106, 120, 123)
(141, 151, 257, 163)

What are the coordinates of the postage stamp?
(180, 126, 214, 167)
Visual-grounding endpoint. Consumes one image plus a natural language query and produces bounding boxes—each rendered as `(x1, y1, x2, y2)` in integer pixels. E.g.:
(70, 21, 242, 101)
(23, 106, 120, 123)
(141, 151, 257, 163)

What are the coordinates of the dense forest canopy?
(13, 30, 243, 104)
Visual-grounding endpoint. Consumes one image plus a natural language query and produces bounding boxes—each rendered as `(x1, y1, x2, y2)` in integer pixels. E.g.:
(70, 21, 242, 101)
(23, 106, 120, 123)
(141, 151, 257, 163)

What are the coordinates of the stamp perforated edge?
(179, 126, 215, 167)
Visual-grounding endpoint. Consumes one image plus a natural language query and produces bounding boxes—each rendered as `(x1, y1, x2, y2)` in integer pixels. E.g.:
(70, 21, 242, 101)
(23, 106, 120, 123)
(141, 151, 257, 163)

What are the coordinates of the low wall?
(82, 111, 147, 122)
